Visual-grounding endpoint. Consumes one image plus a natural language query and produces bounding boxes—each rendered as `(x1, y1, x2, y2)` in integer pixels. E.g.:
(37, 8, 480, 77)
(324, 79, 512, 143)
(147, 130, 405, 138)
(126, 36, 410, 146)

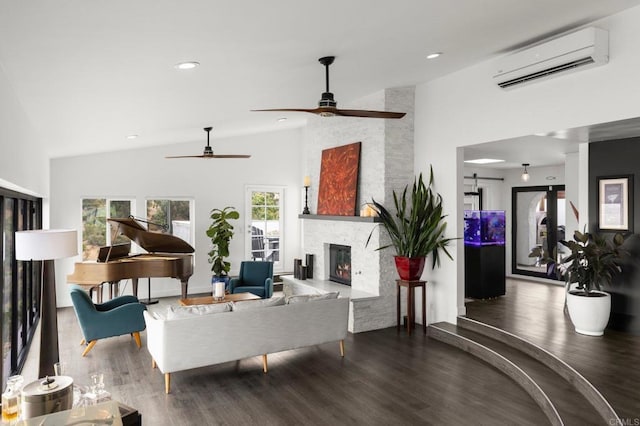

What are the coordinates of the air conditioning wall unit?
(493, 27, 609, 89)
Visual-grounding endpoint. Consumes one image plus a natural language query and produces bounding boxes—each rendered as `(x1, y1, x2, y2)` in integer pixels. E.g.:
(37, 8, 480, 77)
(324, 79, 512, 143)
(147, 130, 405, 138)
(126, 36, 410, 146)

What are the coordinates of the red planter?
(394, 256, 426, 281)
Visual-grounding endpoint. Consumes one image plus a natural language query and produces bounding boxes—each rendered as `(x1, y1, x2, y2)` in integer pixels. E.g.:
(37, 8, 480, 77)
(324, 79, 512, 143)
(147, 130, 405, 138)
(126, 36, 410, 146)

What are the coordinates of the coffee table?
(179, 292, 261, 306)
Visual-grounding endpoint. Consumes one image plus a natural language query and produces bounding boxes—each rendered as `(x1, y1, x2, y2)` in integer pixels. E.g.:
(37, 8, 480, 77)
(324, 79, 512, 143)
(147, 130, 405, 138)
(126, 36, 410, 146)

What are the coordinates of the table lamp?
(15, 229, 78, 378)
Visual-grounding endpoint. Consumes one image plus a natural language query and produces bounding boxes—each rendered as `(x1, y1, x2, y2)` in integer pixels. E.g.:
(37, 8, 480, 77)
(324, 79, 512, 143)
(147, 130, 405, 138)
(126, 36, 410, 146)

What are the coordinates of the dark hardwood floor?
(47, 278, 640, 425)
(466, 278, 640, 422)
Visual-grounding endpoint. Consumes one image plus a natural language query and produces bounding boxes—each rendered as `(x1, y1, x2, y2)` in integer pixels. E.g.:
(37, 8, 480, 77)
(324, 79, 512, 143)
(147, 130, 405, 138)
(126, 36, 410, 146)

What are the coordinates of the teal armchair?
(70, 285, 147, 356)
(228, 261, 274, 298)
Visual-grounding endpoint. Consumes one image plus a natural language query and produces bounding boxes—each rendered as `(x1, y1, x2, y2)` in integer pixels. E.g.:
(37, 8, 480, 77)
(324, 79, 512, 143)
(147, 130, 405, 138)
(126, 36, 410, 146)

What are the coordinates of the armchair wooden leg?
(152, 359, 157, 369)
(132, 332, 141, 349)
(262, 354, 268, 373)
(82, 340, 97, 357)
(80, 338, 86, 346)
(339, 340, 345, 357)
(165, 373, 171, 394)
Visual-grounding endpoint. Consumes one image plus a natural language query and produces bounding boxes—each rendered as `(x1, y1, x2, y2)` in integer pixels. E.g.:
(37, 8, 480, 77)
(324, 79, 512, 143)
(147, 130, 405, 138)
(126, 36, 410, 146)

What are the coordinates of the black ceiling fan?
(165, 127, 251, 159)
(252, 56, 406, 119)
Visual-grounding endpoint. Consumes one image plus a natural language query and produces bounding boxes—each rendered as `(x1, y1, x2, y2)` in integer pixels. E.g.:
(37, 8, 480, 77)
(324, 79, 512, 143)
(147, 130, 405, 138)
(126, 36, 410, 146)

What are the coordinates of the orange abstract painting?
(317, 142, 361, 216)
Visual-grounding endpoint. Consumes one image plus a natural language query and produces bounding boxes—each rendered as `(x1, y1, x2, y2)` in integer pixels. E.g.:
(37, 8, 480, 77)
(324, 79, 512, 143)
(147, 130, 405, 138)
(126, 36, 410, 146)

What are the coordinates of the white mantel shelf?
(298, 214, 381, 223)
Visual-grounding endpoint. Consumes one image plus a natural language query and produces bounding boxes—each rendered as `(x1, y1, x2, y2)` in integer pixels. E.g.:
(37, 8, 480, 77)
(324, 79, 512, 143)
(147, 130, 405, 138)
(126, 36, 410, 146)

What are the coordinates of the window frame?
(245, 185, 285, 272)
(1, 187, 42, 390)
(80, 197, 136, 260)
(144, 198, 195, 247)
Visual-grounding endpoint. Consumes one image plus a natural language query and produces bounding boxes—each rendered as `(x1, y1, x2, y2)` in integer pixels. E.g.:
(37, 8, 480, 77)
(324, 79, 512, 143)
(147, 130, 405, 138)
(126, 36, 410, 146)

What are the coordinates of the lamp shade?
(15, 229, 78, 261)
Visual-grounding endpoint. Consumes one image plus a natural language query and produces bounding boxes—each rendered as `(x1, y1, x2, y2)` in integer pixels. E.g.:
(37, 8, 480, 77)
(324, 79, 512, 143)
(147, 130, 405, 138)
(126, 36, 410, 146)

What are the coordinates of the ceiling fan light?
(318, 92, 337, 109)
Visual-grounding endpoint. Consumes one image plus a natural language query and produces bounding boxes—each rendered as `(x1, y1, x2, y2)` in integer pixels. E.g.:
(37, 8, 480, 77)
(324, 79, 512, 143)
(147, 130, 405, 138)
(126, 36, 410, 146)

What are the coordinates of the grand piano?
(67, 217, 195, 301)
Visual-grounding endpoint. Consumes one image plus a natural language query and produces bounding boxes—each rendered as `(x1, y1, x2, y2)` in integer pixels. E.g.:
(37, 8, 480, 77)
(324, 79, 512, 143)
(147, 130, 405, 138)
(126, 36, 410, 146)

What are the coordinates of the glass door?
(245, 187, 284, 271)
(512, 185, 565, 279)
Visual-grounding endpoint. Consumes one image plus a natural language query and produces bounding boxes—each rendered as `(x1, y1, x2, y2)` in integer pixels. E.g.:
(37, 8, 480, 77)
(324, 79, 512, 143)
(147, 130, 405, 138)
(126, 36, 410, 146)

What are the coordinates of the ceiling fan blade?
(166, 154, 251, 159)
(252, 107, 405, 119)
(165, 126, 252, 159)
(252, 56, 406, 119)
(208, 154, 251, 158)
(332, 108, 406, 119)
(251, 108, 320, 114)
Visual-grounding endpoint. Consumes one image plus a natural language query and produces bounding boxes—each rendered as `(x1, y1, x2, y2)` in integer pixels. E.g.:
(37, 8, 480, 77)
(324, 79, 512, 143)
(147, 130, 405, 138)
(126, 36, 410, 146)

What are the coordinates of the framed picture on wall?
(597, 175, 633, 232)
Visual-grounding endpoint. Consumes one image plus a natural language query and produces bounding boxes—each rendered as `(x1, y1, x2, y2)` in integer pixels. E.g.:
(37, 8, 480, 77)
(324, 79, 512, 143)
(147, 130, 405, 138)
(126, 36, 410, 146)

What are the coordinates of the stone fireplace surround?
(297, 86, 416, 333)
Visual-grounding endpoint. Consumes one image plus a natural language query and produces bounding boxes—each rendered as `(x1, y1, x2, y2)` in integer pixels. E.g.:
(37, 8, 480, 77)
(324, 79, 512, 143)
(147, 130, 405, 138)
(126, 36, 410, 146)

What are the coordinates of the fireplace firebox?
(329, 244, 351, 286)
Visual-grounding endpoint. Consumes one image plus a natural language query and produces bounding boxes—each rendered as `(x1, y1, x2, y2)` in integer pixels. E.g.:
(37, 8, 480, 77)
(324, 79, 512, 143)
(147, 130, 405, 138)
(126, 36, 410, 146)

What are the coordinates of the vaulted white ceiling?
(1, 0, 639, 159)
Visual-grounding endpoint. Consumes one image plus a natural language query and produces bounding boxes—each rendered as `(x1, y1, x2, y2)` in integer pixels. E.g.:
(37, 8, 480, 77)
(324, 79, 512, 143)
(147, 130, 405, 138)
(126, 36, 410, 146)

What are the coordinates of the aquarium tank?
(464, 210, 506, 246)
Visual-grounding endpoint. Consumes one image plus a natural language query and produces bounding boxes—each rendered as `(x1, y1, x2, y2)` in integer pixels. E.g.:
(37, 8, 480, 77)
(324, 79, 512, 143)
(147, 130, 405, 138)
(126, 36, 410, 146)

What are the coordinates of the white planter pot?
(566, 290, 611, 336)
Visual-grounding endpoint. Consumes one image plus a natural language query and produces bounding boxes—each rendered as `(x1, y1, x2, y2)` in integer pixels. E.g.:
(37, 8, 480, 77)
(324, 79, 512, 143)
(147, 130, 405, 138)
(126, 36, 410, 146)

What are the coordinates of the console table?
(396, 279, 426, 335)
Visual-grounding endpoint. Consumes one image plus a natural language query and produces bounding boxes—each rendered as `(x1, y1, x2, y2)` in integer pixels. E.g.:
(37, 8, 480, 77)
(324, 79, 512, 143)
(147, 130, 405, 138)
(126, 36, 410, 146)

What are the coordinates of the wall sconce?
(521, 163, 530, 182)
(302, 176, 311, 214)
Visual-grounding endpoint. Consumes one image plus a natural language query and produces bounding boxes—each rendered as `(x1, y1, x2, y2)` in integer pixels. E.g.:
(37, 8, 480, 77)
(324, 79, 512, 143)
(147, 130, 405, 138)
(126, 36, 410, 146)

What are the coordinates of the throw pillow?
(231, 296, 285, 311)
(166, 302, 232, 319)
(285, 294, 311, 304)
(149, 309, 166, 320)
(310, 291, 340, 300)
(285, 292, 340, 304)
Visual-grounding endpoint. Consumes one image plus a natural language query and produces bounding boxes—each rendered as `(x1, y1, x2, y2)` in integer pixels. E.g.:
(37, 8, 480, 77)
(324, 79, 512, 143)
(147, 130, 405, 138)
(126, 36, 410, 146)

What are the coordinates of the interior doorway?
(512, 185, 566, 280)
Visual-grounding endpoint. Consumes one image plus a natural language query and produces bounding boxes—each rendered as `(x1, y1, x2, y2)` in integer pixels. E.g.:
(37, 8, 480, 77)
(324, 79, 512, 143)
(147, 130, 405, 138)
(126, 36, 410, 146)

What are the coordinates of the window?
(146, 199, 193, 244)
(81, 198, 133, 260)
(246, 187, 284, 270)
(1, 187, 42, 390)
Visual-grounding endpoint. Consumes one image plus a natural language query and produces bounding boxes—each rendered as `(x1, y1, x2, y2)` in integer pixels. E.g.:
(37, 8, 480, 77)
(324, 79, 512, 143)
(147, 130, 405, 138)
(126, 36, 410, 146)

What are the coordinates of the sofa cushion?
(166, 302, 232, 319)
(286, 292, 340, 304)
(148, 309, 166, 320)
(231, 296, 285, 311)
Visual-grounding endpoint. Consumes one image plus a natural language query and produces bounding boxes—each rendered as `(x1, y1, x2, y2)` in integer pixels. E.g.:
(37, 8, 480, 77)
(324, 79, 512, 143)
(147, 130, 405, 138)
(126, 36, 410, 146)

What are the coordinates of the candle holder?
(302, 185, 310, 215)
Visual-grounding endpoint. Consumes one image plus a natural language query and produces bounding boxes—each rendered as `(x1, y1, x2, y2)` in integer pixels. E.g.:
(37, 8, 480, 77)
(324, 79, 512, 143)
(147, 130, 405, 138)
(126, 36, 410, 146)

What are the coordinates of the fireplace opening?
(329, 244, 351, 286)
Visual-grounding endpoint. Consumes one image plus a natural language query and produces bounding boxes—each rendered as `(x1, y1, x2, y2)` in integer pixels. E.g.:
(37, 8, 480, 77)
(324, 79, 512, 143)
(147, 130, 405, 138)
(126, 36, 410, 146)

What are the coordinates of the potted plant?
(206, 206, 240, 287)
(366, 167, 455, 280)
(558, 229, 627, 336)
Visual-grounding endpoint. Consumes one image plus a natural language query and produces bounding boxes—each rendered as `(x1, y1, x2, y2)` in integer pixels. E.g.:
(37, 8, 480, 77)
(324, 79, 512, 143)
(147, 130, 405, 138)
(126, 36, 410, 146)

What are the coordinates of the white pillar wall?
(302, 87, 416, 332)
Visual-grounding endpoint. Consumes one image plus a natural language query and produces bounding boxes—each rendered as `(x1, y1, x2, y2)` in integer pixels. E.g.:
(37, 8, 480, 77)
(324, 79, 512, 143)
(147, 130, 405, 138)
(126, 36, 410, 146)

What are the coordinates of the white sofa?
(143, 295, 349, 393)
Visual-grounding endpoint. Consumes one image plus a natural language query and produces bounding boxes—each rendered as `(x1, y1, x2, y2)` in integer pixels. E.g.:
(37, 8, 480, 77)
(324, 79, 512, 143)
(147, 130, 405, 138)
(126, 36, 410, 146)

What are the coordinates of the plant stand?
(396, 279, 426, 335)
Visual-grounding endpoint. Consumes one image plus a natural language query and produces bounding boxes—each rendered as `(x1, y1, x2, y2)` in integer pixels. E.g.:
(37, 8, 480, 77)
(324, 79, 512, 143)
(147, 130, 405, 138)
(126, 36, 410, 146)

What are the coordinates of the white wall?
(463, 166, 506, 210)
(0, 63, 48, 200)
(51, 127, 304, 307)
(415, 5, 640, 323)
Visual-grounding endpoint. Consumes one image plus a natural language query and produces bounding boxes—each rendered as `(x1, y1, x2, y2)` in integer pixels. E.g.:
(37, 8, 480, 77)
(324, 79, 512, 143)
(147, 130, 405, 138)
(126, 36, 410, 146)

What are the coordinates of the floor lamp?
(15, 229, 77, 378)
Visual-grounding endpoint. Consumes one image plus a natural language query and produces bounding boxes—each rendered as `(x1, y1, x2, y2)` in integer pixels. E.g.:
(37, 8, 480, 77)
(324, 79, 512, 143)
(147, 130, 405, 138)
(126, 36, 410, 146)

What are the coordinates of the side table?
(396, 279, 427, 335)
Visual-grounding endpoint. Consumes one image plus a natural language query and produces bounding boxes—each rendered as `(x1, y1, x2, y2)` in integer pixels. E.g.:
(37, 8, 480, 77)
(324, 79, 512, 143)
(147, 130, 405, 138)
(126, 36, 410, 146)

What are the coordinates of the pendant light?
(521, 163, 530, 182)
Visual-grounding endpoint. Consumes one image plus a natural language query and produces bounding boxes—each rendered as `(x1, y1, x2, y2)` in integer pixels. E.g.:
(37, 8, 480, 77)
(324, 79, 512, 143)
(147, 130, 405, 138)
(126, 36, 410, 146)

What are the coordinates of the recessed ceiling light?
(464, 158, 505, 164)
(426, 52, 442, 59)
(126, 134, 138, 140)
(277, 117, 287, 122)
(174, 61, 200, 70)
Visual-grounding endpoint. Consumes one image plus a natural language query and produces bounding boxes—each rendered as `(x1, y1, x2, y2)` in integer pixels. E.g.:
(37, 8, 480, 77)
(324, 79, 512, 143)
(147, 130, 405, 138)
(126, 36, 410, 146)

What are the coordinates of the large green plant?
(206, 206, 239, 276)
(367, 167, 455, 268)
(559, 230, 627, 296)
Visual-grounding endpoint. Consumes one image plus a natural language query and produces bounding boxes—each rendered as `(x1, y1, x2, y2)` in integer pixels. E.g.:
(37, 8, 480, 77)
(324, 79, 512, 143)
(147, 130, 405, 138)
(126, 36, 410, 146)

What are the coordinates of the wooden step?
(428, 319, 621, 425)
